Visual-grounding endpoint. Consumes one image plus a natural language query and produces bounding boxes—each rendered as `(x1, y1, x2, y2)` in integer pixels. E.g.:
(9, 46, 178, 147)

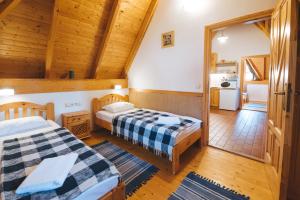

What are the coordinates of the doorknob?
(295, 90, 300, 96)
(274, 91, 285, 95)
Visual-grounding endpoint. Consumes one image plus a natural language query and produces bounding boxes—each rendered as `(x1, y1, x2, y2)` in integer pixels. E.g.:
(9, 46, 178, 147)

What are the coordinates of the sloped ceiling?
(0, 0, 155, 79)
(0, 0, 52, 78)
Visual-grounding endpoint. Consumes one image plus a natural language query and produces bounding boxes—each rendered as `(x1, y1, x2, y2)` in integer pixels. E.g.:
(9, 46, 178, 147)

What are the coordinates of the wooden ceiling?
(0, 0, 157, 79)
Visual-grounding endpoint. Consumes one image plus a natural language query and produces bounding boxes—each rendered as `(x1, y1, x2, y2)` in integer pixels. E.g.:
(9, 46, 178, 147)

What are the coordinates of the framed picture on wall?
(161, 31, 174, 48)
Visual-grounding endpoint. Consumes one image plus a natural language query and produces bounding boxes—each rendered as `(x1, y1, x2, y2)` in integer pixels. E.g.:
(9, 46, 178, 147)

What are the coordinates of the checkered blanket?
(112, 109, 196, 160)
(0, 128, 120, 200)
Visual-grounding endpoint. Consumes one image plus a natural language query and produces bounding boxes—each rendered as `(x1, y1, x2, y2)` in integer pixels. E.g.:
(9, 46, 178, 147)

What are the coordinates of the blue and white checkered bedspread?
(0, 128, 120, 200)
(112, 109, 196, 160)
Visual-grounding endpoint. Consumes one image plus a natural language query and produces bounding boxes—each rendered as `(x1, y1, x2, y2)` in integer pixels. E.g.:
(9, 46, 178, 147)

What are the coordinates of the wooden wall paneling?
(0, 0, 158, 79)
(123, 0, 158, 77)
(0, 79, 128, 94)
(0, 0, 52, 78)
(96, 0, 153, 79)
(130, 88, 203, 97)
(0, 0, 21, 20)
(129, 89, 204, 120)
(91, 0, 120, 79)
(45, 0, 59, 78)
(49, 0, 114, 79)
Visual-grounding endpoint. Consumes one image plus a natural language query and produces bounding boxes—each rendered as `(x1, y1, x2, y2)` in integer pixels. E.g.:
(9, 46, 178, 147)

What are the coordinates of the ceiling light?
(217, 31, 228, 44)
(0, 89, 15, 97)
(182, 0, 210, 14)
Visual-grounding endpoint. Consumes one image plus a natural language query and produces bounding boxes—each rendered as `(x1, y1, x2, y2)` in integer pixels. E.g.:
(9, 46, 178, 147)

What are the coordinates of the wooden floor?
(84, 130, 273, 200)
(209, 108, 267, 160)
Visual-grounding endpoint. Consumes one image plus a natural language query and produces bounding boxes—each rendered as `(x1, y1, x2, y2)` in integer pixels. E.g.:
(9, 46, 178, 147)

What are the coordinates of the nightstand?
(62, 111, 91, 139)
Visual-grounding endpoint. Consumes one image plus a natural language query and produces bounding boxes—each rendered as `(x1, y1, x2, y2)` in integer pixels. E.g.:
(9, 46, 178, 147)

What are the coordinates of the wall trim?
(0, 79, 128, 94)
(129, 88, 203, 97)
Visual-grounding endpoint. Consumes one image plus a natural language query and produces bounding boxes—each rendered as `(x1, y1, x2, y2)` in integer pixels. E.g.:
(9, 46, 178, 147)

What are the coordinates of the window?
(245, 63, 258, 81)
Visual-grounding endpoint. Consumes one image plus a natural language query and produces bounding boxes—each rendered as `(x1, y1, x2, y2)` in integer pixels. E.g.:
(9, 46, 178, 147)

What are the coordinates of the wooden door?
(265, 0, 298, 199)
(287, 2, 300, 199)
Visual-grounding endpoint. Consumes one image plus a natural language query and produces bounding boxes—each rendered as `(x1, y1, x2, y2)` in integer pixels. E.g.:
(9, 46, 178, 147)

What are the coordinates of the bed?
(92, 94, 202, 175)
(0, 102, 125, 200)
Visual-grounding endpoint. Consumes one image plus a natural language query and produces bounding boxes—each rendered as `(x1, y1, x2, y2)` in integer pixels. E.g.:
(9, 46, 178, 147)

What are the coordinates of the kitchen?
(209, 61, 240, 111)
(208, 22, 270, 160)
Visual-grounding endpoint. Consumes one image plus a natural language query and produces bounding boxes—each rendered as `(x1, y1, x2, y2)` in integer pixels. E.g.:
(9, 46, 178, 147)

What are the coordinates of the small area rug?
(243, 103, 267, 112)
(92, 141, 159, 197)
(168, 172, 250, 200)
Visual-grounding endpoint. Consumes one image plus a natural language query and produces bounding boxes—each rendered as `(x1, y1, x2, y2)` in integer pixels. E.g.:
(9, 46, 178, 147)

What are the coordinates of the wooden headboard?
(0, 102, 55, 121)
(92, 94, 129, 114)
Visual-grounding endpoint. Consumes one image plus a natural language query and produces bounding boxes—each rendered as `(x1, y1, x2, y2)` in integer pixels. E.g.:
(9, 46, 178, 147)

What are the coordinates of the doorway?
(204, 2, 298, 199)
(203, 9, 273, 161)
(240, 55, 270, 112)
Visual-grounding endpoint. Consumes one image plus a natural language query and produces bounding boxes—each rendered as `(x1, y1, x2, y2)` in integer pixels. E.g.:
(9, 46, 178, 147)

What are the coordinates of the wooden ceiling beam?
(254, 19, 271, 38)
(91, 0, 120, 79)
(0, 0, 22, 21)
(0, 79, 128, 94)
(45, 0, 60, 79)
(123, 0, 158, 77)
(245, 58, 263, 80)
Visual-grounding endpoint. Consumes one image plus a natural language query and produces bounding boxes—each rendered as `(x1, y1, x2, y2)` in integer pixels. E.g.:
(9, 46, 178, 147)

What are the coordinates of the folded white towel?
(156, 116, 181, 125)
(16, 153, 78, 195)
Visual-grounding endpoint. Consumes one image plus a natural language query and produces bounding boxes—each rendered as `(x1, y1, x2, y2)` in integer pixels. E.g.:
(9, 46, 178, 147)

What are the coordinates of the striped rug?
(169, 172, 249, 200)
(92, 141, 159, 197)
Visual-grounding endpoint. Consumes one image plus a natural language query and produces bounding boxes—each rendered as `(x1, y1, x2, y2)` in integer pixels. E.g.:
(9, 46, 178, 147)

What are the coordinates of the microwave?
(220, 80, 238, 89)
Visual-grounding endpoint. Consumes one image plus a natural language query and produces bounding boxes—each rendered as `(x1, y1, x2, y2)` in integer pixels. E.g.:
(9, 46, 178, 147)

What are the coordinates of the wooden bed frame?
(0, 101, 125, 200)
(92, 94, 202, 174)
(0, 102, 55, 120)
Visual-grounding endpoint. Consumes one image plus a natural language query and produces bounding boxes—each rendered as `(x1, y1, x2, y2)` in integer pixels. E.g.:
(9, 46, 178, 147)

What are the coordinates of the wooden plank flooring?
(85, 130, 273, 200)
(209, 108, 267, 160)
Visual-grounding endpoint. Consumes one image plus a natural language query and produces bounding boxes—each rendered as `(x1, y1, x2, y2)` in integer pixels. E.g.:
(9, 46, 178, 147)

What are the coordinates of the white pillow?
(0, 116, 50, 137)
(103, 102, 134, 113)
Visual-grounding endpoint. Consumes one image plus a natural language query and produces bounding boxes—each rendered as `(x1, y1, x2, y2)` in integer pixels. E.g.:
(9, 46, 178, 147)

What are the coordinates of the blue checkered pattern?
(0, 128, 120, 200)
(112, 109, 196, 160)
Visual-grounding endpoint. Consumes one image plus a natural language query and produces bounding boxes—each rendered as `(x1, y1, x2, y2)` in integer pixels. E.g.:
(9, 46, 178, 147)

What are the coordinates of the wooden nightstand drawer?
(67, 115, 89, 124)
(62, 111, 91, 139)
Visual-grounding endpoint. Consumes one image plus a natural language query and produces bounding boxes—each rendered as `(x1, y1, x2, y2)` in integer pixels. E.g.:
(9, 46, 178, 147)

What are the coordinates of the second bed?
(92, 94, 203, 174)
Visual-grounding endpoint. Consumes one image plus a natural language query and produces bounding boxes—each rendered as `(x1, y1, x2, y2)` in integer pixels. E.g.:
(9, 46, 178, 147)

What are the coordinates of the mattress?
(96, 108, 202, 145)
(0, 120, 118, 200)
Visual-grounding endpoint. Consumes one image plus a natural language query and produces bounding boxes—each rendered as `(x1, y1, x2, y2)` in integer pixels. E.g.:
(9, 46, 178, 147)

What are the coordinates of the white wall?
(128, 0, 276, 92)
(210, 23, 270, 99)
(246, 84, 268, 102)
(212, 24, 270, 63)
(0, 89, 128, 125)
